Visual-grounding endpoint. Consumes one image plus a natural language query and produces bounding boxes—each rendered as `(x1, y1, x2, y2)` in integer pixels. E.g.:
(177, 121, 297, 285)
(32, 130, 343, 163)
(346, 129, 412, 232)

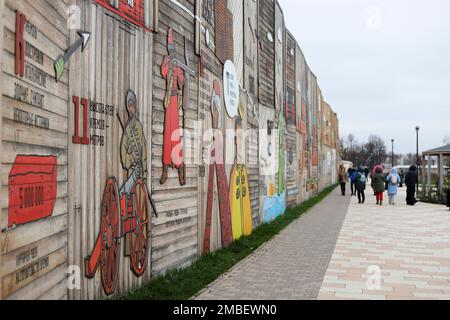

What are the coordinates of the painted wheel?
(100, 178, 121, 296)
(129, 180, 150, 277)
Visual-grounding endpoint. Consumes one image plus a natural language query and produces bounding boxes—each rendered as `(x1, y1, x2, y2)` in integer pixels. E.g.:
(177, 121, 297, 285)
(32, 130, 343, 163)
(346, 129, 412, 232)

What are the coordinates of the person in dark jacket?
(372, 166, 386, 205)
(405, 166, 419, 206)
(355, 172, 367, 204)
(349, 166, 358, 196)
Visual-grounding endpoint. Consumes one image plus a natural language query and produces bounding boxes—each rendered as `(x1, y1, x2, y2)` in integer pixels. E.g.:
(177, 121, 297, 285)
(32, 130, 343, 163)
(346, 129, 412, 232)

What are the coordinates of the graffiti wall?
(0, 0, 341, 300)
(66, 0, 156, 299)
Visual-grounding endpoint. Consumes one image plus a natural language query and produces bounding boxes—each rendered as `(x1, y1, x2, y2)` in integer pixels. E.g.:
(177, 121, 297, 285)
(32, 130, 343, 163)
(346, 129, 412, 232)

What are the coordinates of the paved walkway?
(195, 187, 351, 300)
(195, 186, 450, 300)
(318, 189, 450, 300)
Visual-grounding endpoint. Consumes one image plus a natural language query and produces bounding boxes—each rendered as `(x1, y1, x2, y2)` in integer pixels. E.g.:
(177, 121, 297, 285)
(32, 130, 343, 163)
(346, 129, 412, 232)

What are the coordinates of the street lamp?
(391, 139, 395, 168)
(416, 126, 420, 193)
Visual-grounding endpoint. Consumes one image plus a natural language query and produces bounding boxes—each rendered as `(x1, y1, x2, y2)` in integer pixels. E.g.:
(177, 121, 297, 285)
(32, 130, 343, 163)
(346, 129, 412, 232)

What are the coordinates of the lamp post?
(391, 139, 395, 168)
(416, 126, 420, 193)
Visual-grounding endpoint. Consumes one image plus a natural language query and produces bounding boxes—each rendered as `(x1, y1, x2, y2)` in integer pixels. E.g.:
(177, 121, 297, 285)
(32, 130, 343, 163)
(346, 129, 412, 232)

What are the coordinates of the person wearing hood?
(371, 164, 383, 196)
(338, 165, 349, 196)
(355, 171, 367, 204)
(349, 166, 358, 196)
(405, 166, 419, 206)
(372, 166, 386, 205)
(386, 168, 402, 205)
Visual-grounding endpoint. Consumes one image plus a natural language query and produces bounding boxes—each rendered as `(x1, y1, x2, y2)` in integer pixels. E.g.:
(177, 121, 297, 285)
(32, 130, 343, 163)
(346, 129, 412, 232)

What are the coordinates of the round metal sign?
(223, 60, 239, 118)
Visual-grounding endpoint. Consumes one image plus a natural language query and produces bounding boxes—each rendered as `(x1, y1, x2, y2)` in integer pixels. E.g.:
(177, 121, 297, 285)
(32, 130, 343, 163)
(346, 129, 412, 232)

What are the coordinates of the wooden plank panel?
(258, 0, 275, 107)
(0, 0, 5, 300)
(67, 0, 155, 299)
(152, 0, 199, 271)
(1, 0, 69, 301)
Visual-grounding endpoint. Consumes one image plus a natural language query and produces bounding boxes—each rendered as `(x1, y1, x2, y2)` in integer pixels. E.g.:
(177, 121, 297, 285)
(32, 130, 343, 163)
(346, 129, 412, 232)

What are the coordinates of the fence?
(0, 0, 340, 300)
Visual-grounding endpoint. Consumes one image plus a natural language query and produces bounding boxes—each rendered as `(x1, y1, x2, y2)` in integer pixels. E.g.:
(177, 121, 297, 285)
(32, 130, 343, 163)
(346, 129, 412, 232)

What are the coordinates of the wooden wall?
(0, 0, 341, 300)
(1, 0, 69, 300)
(0, 0, 5, 301)
(152, 0, 199, 275)
(67, 0, 155, 300)
(258, 0, 275, 108)
(196, 0, 227, 255)
(285, 31, 297, 208)
(243, 0, 260, 226)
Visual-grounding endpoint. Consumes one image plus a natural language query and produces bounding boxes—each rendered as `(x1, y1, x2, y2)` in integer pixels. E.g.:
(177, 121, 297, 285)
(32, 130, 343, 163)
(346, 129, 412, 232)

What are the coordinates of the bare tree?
(444, 136, 450, 145)
(403, 153, 417, 166)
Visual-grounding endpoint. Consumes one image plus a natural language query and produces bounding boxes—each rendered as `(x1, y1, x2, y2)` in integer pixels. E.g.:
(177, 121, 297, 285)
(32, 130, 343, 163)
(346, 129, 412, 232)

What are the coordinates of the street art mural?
(85, 91, 154, 296)
(8, 155, 57, 228)
(160, 28, 186, 186)
(0, 0, 341, 300)
(204, 81, 233, 253)
(230, 97, 253, 240)
(263, 110, 287, 224)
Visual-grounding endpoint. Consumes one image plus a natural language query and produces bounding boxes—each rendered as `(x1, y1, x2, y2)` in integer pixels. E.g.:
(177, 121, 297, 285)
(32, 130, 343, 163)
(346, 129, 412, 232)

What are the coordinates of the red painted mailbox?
(8, 155, 58, 228)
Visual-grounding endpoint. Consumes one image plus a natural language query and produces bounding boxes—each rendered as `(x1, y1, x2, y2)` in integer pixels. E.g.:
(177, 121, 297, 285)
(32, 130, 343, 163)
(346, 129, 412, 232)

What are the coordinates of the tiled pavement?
(195, 187, 352, 300)
(318, 189, 450, 300)
(195, 185, 450, 300)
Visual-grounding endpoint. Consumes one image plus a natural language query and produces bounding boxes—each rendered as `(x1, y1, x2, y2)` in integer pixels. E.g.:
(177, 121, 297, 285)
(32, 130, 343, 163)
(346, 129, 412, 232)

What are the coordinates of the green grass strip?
(121, 184, 338, 300)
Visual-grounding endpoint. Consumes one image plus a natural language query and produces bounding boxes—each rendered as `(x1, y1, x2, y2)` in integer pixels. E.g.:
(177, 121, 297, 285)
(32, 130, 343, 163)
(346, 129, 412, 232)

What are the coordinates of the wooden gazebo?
(422, 145, 450, 195)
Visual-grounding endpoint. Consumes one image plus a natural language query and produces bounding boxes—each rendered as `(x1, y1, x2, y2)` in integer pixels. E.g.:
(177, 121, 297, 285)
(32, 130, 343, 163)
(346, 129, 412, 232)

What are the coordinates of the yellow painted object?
(268, 183, 275, 197)
(230, 165, 253, 240)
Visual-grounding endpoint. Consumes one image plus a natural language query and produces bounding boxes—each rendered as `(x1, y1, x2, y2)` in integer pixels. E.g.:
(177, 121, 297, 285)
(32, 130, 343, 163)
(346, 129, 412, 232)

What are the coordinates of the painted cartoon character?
(204, 80, 233, 253)
(85, 90, 153, 296)
(229, 97, 253, 240)
(160, 28, 186, 186)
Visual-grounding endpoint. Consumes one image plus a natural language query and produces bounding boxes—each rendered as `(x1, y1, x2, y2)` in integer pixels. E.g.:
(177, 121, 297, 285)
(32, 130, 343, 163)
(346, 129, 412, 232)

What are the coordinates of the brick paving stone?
(194, 187, 351, 300)
(194, 186, 450, 301)
(318, 188, 450, 300)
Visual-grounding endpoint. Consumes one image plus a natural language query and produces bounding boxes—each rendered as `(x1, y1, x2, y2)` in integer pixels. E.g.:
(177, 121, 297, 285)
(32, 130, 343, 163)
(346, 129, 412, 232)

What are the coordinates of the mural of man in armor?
(120, 90, 148, 183)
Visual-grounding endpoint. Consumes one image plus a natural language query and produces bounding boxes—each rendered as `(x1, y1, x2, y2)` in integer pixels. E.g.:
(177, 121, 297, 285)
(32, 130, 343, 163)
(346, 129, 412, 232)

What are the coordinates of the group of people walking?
(338, 164, 419, 206)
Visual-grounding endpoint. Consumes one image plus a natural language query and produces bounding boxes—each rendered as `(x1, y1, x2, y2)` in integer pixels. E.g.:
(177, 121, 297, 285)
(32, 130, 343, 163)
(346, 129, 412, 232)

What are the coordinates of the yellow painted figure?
(229, 96, 253, 240)
(230, 164, 253, 240)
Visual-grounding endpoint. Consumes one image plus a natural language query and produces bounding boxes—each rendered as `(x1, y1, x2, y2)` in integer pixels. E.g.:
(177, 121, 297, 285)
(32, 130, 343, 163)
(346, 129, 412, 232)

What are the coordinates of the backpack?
(390, 174, 398, 185)
(360, 175, 367, 184)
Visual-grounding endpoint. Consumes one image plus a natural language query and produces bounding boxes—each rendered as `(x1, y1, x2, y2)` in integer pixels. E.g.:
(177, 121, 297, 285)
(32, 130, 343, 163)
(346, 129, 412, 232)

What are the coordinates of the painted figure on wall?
(259, 107, 287, 224)
(230, 97, 253, 240)
(85, 90, 152, 296)
(204, 80, 233, 253)
(161, 28, 186, 186)
(121, 90, 148, 182)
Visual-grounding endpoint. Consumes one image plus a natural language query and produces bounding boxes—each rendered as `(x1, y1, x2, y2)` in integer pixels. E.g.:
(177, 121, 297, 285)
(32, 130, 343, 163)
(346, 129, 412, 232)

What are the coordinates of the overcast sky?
(279, 0, 450, 154)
